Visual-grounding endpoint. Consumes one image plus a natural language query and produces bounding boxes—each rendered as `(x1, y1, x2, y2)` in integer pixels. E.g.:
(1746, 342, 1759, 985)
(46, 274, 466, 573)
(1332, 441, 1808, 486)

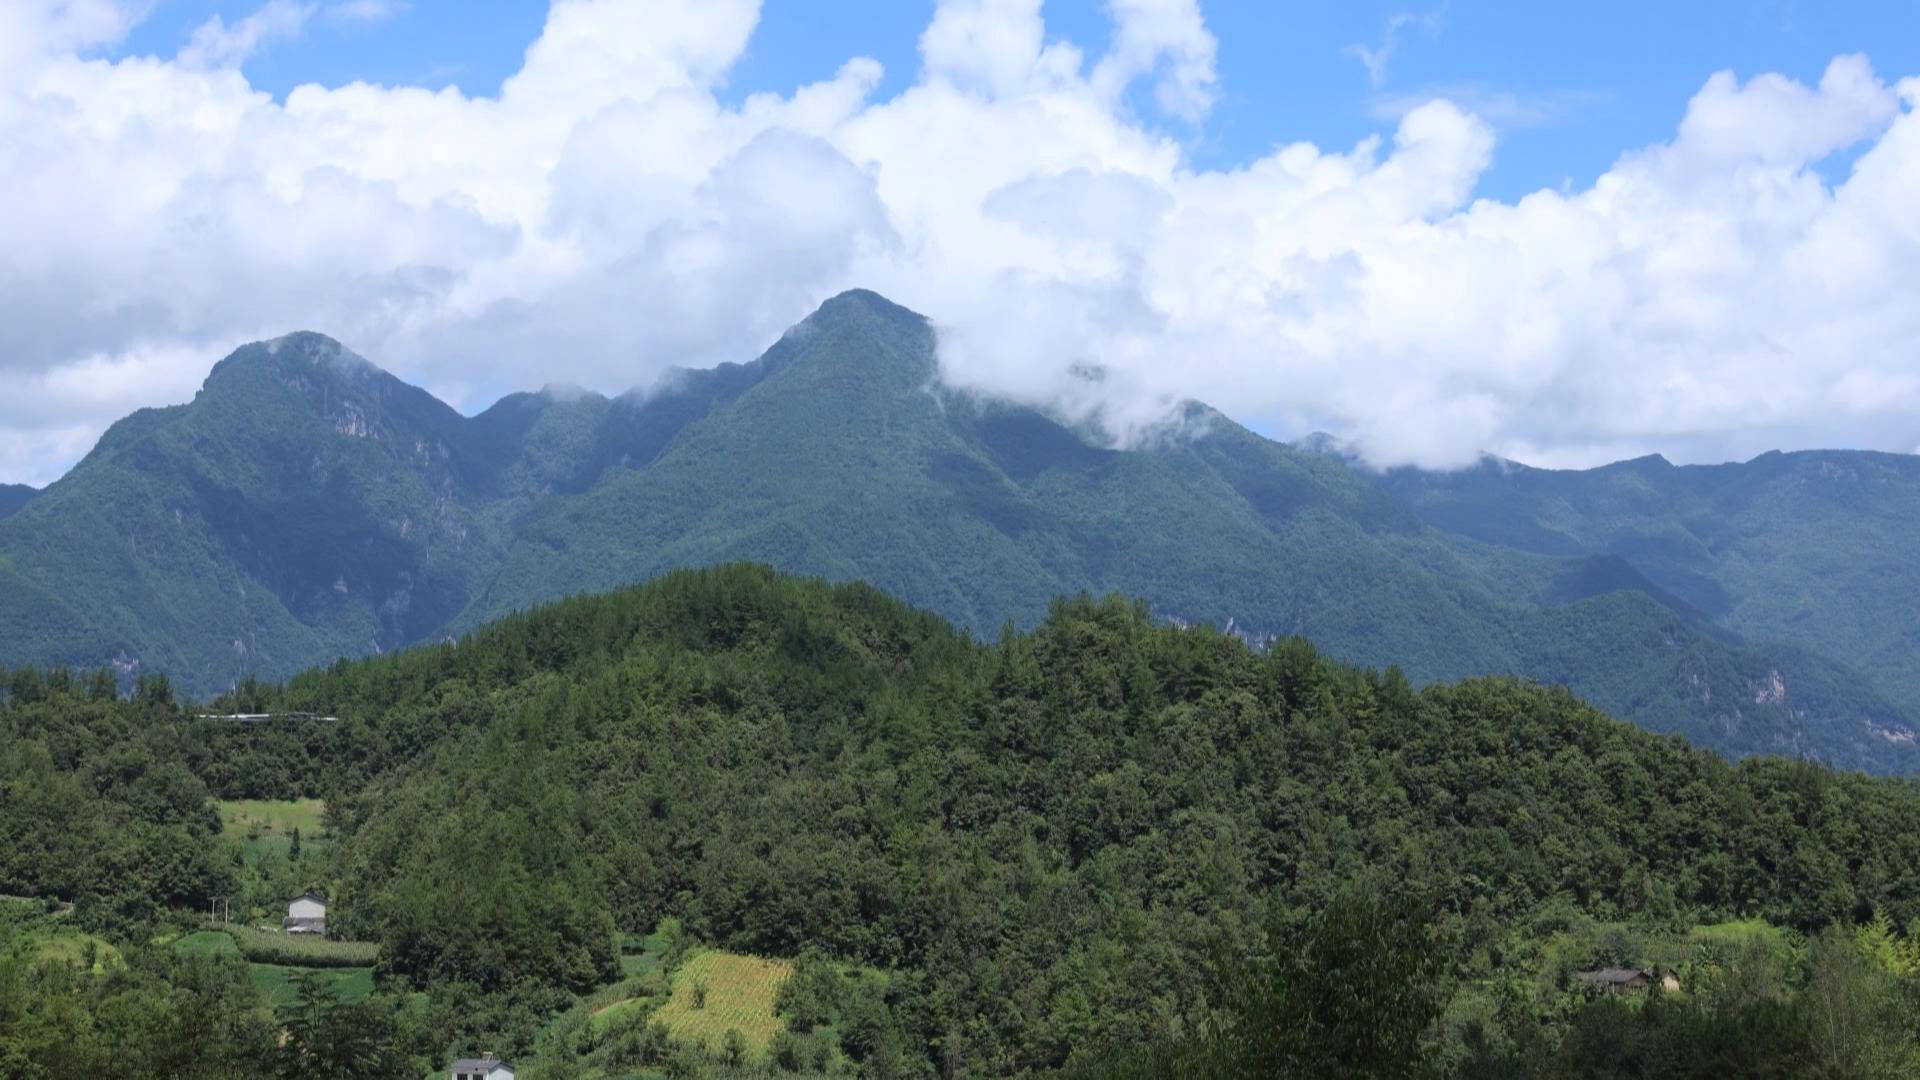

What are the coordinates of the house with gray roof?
(284, 890, 326, 935)
(1577, 966, 1679, 993)
(448, 1054, 514, 1080)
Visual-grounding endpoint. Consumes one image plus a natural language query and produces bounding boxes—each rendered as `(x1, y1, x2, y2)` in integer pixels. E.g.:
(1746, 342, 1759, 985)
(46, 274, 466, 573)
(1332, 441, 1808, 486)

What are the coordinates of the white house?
(284, 890, 326, 935)
(448, 1055, 514, 1080)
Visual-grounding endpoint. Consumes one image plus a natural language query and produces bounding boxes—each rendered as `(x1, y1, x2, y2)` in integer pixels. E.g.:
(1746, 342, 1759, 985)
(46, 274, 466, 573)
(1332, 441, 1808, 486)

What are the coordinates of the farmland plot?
(650, 950, 794, 1057)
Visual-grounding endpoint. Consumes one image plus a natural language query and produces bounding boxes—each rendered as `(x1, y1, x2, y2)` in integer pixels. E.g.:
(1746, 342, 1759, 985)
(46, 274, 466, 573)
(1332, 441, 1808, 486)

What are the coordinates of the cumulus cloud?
(1090, 0, 1217, 121)
(0, 0, 1917, 486)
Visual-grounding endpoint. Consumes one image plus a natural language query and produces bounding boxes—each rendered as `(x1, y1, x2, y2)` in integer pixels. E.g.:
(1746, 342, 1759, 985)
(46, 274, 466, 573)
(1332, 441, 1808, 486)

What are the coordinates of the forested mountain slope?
(0, 331, 764, 693)
(1383, 451, 1920, 707)
(69, 563, 1914, 1075)
(0, 483, 32, 519)
(0, 293, 1915, 770)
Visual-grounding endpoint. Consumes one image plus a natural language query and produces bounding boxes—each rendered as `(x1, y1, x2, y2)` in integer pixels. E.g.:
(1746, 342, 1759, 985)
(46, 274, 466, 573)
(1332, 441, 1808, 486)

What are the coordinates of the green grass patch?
(650, 950, 793, 1059)
(218, 798, 332, 868)
(0, 907, 118, 975)
(217, 798, 326, 836)
(249, 963, 375, 1010)
(1691, 919, 1788, 946)
(32, 930, 122, 974)
(620, 950, 661, 980)
(171, 930, 240, 957)
(589, 995, 658, 1036)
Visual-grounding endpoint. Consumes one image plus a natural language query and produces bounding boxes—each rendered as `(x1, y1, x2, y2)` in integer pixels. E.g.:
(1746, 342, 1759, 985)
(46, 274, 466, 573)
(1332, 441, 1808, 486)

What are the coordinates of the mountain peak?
(261, 331, 384, 378)
(741, 288, 938, 392)
(202, 331, 381, 393)
(1616, 453, 1673, 470)
(810, 288, 926, 329)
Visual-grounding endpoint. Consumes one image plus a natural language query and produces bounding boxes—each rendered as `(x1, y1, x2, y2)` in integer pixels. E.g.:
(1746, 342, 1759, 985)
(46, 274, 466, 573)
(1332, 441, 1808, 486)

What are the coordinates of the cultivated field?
(170, 930, 375, 1008)
(224, 924, 377, 967)
(650, 950, 794, 1058)
(174, 925, 376, 967)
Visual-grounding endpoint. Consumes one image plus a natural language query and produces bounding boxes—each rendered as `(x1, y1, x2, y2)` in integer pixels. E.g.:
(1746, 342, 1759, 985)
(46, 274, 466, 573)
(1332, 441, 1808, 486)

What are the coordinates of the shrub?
(769, 1030, 832, 1073)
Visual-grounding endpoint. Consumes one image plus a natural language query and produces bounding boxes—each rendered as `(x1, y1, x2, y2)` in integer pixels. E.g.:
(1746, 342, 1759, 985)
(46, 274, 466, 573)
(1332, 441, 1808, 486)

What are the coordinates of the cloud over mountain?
(0, 0, 1916, 483)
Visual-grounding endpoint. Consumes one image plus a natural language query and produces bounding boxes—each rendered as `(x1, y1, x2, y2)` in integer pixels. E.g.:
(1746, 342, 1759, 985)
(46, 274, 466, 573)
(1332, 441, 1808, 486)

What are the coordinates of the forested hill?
(12, 565, 1919, 1075)
(2, 291, 1918, 771)
(0, 483, 32, 519)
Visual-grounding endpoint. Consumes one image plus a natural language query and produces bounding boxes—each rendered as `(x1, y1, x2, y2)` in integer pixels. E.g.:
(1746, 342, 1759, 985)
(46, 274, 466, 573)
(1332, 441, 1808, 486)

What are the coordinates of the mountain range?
(1, 290, 1914, 771)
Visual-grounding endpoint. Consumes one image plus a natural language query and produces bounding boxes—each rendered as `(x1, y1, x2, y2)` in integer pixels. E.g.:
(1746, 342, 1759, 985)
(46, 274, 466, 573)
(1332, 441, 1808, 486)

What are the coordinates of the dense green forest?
(4, 565, 1920, 1076)
(0, 484, 31, 520)
(1385, 448, 1920, 705)
(3, 291, 1917, 772)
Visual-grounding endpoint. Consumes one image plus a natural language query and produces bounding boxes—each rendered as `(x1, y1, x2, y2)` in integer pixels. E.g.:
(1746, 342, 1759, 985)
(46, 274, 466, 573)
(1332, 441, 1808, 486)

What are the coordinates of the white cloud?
(0, 0, 1918, 487)
(1345, 6, 1445, 89)
(0, 0, 142, 74)
(1369, 84, 1606, 129)
(177, 0, 315, 70)
(1090, 0, 1217, 121)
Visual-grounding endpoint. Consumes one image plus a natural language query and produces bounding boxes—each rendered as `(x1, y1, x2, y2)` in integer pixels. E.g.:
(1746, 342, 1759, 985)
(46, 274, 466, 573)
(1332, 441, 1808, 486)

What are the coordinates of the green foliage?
(0, 913, 279, 1077)
(775, 951, 846, 1034)
(0, 676, 232, 930)
(1386, 448, 1920, 714)
(171, 565, 1920, 1073)
(768, 1027, 834, 1072)
(1063, 890, 1452, 1078)
(8, 564, 1920, 1075)
(6, 292, 1916, 771)
(277, 967, 423, 1078)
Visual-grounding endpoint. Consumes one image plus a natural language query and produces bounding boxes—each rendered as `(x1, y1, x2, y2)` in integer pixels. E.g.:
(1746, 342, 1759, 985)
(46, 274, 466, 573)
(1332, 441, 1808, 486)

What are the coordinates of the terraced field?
(649, 950, 794, 1058)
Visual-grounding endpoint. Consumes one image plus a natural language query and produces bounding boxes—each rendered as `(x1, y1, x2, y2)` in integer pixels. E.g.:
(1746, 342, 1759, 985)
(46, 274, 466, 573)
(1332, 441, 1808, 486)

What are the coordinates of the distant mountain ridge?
(1380, 450, 1920, 707)
(2, 290, 1916, 771)
(0, 484, 33, 519)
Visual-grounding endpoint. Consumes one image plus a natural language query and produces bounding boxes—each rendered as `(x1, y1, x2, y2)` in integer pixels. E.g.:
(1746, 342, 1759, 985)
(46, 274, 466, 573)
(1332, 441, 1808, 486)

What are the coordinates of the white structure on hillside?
(449, 1055, 514, 1080)
(284, 890, 326, 934)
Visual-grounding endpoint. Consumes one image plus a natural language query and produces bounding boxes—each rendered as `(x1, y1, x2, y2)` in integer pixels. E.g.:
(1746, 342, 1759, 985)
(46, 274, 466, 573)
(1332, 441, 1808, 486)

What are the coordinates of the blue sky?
(112, 0, 1920, 201)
